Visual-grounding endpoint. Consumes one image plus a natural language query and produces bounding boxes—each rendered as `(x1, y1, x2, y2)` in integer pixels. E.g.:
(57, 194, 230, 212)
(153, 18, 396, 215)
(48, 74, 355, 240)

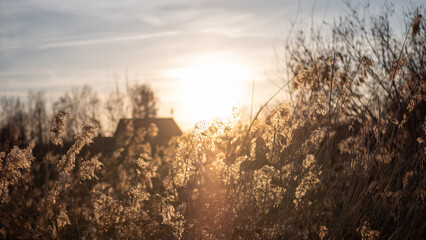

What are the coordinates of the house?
(114, 118, 182, 146)
(93, 118, 182, 153)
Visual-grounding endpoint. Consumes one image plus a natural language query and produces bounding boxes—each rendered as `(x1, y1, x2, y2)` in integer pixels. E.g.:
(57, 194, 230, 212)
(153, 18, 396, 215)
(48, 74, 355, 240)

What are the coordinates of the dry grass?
(0, 3, 425, 240)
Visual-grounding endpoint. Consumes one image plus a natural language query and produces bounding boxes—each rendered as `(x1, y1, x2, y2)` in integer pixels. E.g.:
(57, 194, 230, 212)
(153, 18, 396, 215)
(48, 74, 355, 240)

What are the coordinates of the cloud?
(38, 31, 181, 49)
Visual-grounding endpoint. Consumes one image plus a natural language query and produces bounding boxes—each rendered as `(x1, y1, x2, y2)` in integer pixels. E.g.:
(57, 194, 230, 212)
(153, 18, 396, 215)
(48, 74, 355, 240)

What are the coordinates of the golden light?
(166, 54, 250, 124)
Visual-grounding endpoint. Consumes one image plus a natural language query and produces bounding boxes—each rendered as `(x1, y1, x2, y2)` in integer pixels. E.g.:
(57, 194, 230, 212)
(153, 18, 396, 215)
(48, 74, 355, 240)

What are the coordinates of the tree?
(53, 85, 102, 139)
(104, 83, 129, 136)
(128, 83, 158, 119)
(27, 90, 47, 145)
(0, 97, 27, 151)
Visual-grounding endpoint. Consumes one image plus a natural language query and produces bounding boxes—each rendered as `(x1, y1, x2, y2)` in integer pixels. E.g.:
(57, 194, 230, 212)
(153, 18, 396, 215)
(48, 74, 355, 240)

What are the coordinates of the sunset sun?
(166, 55, 250, 123)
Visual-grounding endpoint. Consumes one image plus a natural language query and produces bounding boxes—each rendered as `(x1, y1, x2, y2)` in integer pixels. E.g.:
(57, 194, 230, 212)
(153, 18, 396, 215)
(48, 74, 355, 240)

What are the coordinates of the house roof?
(114, 118, 182, 146)
(92, 136, 114, 153)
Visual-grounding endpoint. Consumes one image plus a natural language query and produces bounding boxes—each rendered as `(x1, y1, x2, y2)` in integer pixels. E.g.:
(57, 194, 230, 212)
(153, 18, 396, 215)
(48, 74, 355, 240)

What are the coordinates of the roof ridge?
(119, 117, 174, 120)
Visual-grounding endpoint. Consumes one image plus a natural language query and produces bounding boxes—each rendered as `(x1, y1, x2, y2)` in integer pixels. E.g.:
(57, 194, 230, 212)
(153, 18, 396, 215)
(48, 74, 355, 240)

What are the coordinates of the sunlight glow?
(166, 54, 250, 123)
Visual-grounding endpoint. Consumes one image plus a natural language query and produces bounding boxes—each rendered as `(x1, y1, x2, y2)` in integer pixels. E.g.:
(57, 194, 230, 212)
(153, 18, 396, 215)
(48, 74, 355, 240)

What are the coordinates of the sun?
(166, 54, 250, 124)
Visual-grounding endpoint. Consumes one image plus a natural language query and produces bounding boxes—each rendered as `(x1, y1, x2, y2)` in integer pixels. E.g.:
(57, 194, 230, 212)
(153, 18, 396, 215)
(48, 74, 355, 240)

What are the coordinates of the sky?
(0, 0, 422, 130)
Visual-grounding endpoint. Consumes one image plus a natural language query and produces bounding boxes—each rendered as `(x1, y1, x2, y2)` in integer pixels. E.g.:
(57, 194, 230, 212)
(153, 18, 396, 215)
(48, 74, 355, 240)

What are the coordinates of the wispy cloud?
(38, 31, 181, 49)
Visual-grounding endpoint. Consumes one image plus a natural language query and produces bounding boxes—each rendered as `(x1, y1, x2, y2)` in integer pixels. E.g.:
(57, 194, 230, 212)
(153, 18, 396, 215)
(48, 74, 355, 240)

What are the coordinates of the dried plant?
(50, 111, 68, 146)
(0, 3, 424, 240)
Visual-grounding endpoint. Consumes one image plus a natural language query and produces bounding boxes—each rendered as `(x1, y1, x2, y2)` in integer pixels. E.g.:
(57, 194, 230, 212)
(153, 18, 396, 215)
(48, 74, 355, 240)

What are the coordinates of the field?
(0, 3, 425, 240)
